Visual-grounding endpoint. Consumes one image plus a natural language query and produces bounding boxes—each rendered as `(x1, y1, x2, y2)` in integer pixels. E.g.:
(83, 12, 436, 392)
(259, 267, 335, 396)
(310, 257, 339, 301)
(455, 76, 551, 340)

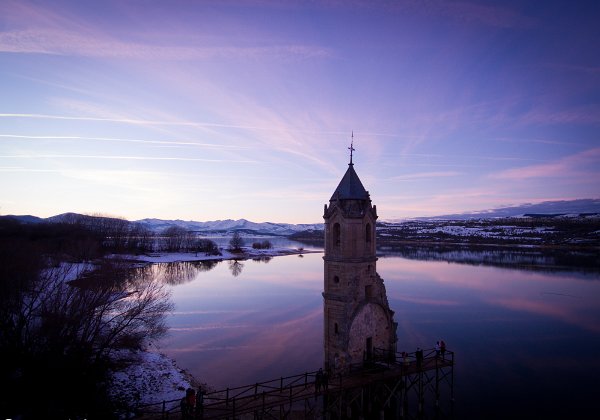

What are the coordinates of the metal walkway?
(134, 348, 454, 419)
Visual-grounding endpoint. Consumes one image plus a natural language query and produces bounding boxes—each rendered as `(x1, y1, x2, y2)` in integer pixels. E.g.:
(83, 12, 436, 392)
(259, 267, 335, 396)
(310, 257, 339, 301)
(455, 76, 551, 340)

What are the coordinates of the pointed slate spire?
(330, 163, 370, 201)
(330, 134, 369, 201)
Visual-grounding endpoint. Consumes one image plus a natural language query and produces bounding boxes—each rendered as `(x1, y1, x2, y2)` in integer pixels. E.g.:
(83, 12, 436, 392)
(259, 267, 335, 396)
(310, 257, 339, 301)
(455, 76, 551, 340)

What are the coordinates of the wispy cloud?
(295, 0, 533, 28)
(0, 0, 333, 61)
(520, 105, 600, 125)
(0, 167, 60, 173)
(0, 113, 295, 130)
(390, 171, 461, 181)
(0, 154, 257, 163)
(0, 28, 332, 60)
(490, 147, 600, 180)
(380, 187, 518, 218)
(405, 0, 535, 28)
(493, 136, 579, 146)
(0, 114, 391, 138)
(0, 134, 250, 150)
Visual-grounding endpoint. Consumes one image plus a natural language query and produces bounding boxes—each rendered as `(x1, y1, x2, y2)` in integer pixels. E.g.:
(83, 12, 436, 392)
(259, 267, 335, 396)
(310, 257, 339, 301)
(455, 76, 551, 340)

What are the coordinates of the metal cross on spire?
(348, 131, 355, 165)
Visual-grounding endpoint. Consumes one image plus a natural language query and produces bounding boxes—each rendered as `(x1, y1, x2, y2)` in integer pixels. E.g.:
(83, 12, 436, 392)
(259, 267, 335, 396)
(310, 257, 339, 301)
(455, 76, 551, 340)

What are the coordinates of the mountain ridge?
(387, 198, 600, 222)
(2, 198, 598, 234)
(134, 217, 322, 235)
(0, 213, 323, 236)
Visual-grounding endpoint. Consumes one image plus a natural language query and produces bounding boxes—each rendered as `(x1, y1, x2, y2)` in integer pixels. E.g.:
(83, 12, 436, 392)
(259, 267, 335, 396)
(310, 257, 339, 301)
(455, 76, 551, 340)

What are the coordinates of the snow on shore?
(107, 347, 205, 418)
(115, 245, 319, 264)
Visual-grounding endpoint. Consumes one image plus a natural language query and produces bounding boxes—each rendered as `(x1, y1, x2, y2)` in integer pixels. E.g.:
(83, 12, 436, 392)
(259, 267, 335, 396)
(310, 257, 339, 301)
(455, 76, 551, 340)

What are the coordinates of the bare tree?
(252, 240, 272, 249)
(194, 238, 221, 256)
(229, 231, 244, 252)
(162, 225, 195, 252)
(1, 254, 173, 418)
(61, 261, 174, 358)
(129, 223, 155, 253)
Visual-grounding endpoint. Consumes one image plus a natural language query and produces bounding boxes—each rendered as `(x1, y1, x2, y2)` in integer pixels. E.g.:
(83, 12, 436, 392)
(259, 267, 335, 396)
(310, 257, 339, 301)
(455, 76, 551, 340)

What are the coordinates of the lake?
(151, 243, 600, 419)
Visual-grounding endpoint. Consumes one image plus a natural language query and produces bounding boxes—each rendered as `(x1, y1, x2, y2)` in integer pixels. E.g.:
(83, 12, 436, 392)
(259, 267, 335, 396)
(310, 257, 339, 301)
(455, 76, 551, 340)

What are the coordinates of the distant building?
(323, 147, 397, 373)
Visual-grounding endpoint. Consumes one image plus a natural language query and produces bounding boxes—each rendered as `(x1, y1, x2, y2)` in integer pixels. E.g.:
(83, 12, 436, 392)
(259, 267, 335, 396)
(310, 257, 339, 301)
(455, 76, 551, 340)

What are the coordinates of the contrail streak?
(0, 154, 257, 163)
(0, 134, 249, 149)
(0, 113, 406, 138)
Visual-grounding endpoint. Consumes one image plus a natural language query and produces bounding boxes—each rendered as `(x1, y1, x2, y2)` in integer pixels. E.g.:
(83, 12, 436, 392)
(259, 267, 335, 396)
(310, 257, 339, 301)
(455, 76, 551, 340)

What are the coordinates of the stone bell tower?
(323, 141, 397, 373)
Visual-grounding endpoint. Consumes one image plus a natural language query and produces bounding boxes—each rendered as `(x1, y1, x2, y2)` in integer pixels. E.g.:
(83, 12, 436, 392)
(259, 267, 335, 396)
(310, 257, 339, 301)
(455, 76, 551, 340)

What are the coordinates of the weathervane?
(348, 131, 355, 165)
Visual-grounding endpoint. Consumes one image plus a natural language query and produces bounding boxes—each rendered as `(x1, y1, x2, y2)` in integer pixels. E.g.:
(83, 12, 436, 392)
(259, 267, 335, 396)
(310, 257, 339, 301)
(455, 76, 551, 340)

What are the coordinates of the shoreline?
(112, 246, 322, 265)
(107, 247, 321, 417)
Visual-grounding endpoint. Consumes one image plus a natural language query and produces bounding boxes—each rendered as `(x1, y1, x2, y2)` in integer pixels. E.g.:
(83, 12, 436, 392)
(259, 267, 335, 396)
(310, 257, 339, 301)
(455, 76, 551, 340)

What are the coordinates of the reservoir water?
(150, 243, 600, 419)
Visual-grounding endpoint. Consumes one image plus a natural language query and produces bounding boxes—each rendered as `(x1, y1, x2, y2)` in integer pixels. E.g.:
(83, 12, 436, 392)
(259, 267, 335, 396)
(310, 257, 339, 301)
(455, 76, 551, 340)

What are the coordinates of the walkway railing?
(133, 347, 454, 419)
(134, 370, 321, 419)
(198, 370, 320, 418)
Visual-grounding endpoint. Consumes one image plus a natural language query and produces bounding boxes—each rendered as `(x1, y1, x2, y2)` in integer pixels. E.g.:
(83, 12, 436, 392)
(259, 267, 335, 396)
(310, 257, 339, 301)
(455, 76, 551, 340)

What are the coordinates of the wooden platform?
(202, 359, 453, 418)
(133, 349, 454, 419)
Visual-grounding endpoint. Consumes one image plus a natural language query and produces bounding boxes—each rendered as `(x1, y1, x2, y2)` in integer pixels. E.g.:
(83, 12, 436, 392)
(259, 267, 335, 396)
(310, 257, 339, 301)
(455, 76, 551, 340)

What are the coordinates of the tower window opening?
(366, 337, 373, 360)
(365, 285, 373, 299)
(366, 223, 372, 243)
(334, 323, 339, 334)
(333, 223, 341, 247)
(333, 275, 340, 284)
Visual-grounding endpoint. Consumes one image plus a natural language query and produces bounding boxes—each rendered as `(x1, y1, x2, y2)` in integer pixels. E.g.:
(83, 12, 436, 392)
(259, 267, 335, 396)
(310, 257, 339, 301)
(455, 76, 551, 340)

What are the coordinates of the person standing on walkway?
(435, 341, 441, 358)
(416, 347, 423, 369)
(180, 388, 196, 419)
(315, 368, 323, 393)
(322, 369, 329, 391)
(401, 351, 408, 366)
(440, 340, 446, 360)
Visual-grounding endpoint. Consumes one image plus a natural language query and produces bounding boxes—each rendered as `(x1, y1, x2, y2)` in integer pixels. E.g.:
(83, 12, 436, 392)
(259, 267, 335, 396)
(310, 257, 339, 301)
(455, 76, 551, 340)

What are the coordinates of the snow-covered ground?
(107, 347, 207, 418)
(115, 245, 318, 264)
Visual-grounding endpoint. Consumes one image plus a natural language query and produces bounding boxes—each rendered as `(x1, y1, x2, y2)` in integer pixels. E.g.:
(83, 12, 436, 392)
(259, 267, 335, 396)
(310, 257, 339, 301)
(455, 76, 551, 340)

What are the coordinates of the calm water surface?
(152, 247, 600, 419)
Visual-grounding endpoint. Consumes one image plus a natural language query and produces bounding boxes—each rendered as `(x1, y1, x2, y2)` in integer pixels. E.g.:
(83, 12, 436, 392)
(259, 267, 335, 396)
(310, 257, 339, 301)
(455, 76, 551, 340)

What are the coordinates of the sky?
(0, 0, 599, 224)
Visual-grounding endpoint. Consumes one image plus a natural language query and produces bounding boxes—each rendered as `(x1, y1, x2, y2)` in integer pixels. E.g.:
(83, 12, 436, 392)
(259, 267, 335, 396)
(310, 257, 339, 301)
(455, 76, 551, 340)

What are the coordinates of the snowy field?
(377, 216, 600, 246)
(107, 348, 199, 418)
(119, 244, 317, 264)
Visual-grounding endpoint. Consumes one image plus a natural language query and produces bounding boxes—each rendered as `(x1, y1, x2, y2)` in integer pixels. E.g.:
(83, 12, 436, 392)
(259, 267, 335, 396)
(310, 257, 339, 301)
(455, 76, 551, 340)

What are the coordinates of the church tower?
(323, 142, 397, 373)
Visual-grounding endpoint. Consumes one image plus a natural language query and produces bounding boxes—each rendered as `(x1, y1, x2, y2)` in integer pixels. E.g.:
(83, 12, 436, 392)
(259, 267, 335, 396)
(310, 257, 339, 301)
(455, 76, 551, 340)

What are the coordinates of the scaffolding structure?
(323, 348, 455, 419)
(134, 348, 454, 419)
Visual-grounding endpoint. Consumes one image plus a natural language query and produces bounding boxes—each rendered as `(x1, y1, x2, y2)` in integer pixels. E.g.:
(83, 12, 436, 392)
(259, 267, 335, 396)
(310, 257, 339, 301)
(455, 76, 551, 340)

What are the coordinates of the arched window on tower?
(333, 223, 341, 247)
(366, 223, 372, 244)
(333, 275, 340, 284)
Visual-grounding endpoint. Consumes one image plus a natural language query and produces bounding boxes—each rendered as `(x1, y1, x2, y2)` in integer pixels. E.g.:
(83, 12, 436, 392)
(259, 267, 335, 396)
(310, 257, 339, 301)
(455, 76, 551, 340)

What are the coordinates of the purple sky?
(1, 0, 598, 223)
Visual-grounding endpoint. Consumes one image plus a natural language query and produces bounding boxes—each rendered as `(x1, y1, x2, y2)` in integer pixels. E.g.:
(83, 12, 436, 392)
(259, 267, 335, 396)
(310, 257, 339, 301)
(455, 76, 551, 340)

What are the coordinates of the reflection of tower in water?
(323, 148, 397, 374)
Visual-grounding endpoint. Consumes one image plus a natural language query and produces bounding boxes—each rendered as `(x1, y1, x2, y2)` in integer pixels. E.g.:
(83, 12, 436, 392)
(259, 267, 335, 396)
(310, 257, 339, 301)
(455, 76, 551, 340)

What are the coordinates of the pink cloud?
(416, 0, 534, 28)
(0, 1, 332, 61)
(0, 28, 331, 60)
(391, 171, 462, 181)
(490, 147, 600, 180)
(305, 0, 534, 28)
(520, 105, 600, 125)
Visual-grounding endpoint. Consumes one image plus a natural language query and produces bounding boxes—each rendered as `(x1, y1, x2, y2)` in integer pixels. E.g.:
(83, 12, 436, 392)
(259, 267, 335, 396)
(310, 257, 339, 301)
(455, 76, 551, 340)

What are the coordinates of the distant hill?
(0, 214, 45, 224)
(3, 198, 598, 235)
(135, 218, 323, 236)
(388, 198, 600, 221)
(0, 213, 323, 236)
